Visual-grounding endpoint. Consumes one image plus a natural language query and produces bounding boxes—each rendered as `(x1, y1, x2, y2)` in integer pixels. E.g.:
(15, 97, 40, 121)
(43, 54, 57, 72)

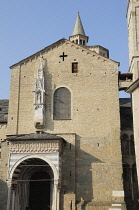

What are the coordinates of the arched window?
(53, 87, 71, 120)
(123, 164, 130, 182)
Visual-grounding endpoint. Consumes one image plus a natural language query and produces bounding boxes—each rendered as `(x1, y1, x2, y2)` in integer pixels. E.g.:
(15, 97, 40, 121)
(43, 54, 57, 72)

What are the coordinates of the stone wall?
(0, 141, 8, 210)
(3, 39, 125, 209)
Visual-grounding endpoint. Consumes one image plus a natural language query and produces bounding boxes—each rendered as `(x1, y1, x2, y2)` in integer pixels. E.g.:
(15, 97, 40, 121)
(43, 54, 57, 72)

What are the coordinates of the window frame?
(72, 62, 78, 73)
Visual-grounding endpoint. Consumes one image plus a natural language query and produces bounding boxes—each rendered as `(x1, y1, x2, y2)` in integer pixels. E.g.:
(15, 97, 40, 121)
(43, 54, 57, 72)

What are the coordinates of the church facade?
(0, 2, 139, 209)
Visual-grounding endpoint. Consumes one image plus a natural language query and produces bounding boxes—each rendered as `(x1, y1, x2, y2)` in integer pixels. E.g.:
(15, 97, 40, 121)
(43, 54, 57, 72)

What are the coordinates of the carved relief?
(10, 140, 60, 153)
(34, 56, 45, 106)
(33, 55, 46, 129)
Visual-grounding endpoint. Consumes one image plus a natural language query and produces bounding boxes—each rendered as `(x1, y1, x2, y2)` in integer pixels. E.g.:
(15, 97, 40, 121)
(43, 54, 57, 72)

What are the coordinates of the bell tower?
(69, 12, 89, 46)
(126, 0, 139, 188)
(127, 0, 139, 79)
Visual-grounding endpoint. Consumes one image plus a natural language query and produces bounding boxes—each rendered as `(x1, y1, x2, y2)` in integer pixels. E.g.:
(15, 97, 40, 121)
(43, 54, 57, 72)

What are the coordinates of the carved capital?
(7, 179, 12, 188)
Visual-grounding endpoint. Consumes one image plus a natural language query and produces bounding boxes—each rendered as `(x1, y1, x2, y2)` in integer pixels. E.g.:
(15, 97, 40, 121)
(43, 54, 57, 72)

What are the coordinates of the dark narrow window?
(121, 134, 129, 155)
(72, 62, 78, 73)
(130, 135, 135, 155)
(76, 39, 78, 44)
(53, 87, 71, 120)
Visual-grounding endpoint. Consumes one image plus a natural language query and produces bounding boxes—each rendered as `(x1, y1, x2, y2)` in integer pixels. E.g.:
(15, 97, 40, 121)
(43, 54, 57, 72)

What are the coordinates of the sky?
(0, 0, 129, 99)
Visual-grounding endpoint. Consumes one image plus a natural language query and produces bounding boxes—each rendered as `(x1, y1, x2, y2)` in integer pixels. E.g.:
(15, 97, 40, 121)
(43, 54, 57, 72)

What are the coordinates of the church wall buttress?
(8, 60, 38, 135)
(17, 61, 36, 134)
(7, 66, 21, 135)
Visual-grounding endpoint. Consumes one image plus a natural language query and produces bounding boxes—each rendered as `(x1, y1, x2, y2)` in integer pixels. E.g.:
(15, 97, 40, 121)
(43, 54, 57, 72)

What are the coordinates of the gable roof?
(7, 132, 64, 141)
(10, 38, 65, 69)
(10, 38, 119, 69)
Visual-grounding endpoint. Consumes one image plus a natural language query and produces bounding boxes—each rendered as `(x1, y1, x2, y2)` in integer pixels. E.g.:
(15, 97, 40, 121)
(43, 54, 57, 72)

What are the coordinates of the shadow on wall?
(61, 135, 104, 209)
(44, 59, 54, 131)
(0, 179, 8, 210)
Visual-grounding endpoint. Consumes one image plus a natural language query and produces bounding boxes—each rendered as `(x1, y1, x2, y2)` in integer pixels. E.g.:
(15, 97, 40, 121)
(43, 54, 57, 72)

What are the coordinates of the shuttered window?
(72, 62, 78, 73)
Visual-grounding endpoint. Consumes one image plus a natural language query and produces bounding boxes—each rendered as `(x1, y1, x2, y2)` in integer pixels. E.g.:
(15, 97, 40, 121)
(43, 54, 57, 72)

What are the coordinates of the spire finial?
(72, 12, 86, 36)
(69, 12, 89, 46)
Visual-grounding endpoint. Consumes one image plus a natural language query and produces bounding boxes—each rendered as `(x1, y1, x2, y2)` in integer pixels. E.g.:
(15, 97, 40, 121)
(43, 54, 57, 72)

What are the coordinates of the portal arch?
(7, 155, 60, 210)
(9, 154, 59, 181)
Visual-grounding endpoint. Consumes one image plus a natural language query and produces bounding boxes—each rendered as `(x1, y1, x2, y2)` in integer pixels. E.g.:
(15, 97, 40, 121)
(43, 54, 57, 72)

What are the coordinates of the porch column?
(7, 180, 16, 210)
(7, 179, 12, 210)
(53, 179, 60, 210)
(56, 183, 60, 210)
(11, 190, 15, 210)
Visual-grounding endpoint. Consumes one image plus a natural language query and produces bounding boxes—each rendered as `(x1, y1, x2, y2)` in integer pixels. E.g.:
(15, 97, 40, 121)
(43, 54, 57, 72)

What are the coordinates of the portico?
(6, 133, 64, 210)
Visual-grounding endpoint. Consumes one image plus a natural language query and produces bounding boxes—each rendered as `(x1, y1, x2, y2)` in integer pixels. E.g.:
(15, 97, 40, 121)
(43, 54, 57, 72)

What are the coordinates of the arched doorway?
(8, 157, 56, 210)
(29, 171, 50, 210)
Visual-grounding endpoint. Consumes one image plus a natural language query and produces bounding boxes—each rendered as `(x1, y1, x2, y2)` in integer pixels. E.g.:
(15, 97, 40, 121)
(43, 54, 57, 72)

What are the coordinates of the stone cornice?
(9, 139, 63, 153)
(6, 133, 63, 141)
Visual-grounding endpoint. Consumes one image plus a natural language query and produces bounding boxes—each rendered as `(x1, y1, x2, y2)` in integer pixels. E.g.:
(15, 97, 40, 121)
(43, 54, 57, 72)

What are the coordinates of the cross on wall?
(59, 52, 68, 61)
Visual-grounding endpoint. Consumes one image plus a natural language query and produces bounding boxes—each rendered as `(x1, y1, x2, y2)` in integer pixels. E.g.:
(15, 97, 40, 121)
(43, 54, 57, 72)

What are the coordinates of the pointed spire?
(69, 12, 89, 46)
(72, 12, 86, 36)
